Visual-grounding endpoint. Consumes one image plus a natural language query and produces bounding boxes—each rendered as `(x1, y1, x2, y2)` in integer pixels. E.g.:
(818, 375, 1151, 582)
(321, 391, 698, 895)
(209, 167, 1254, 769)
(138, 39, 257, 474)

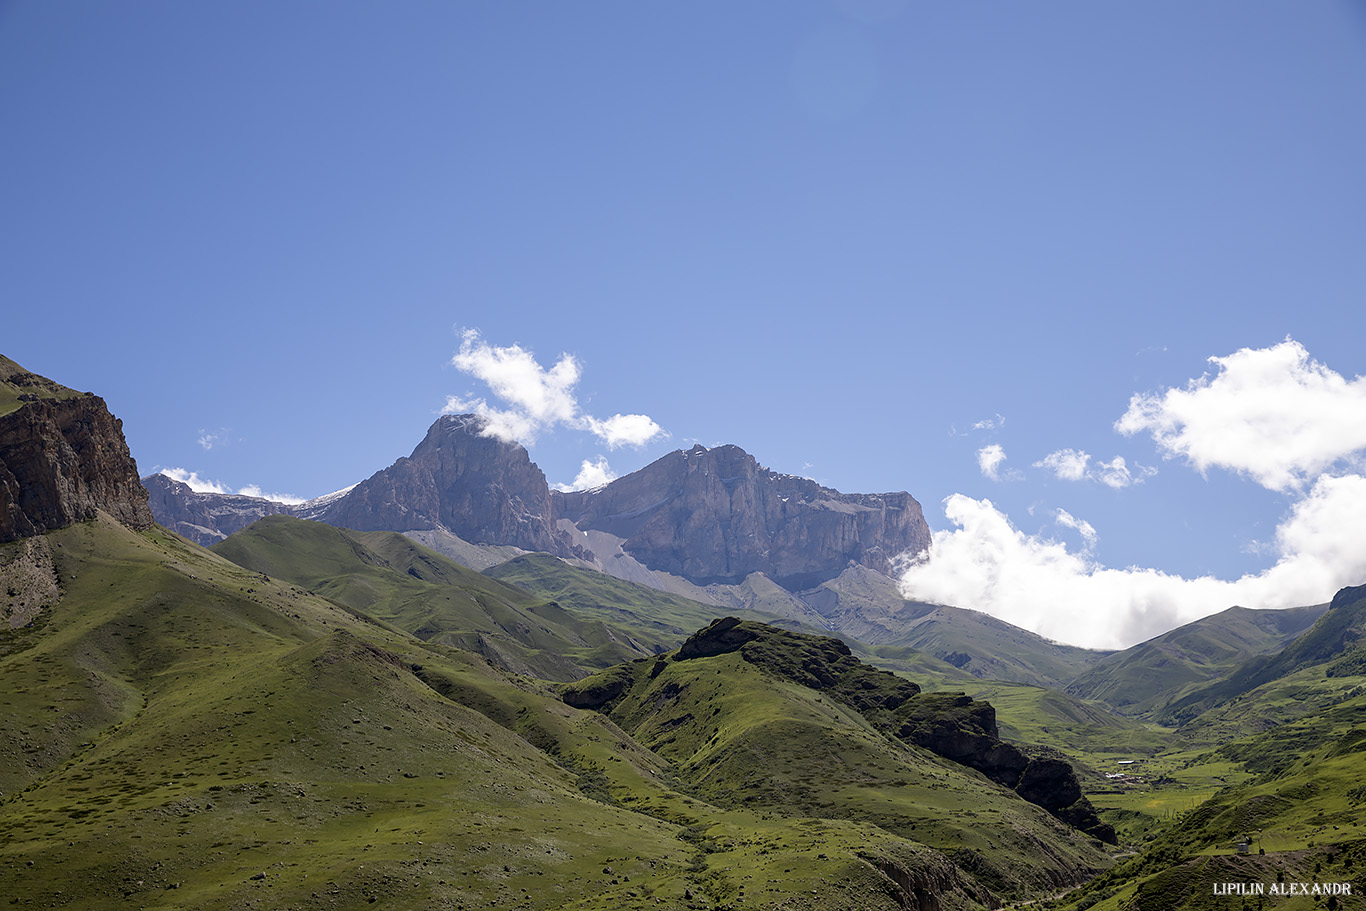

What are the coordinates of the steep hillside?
(1161, 585, 1366, 726)
(566, 619, 1118, 857)
(1, 514, 1096, 911)
(484, 552, 780, 642)
(881, 600, 1108, 688)
(212, 516, 657, 679)
(1067, 603, 1328, 715)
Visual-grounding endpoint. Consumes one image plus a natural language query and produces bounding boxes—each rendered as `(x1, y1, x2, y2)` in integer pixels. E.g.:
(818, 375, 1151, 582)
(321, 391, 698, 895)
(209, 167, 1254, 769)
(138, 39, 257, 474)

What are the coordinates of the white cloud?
(972, 413, 1005, 431)
(446, 329, 667, 449)
(1034, 449, 1156, 487)
(157, 468, 304, 505)
(159, 467, 229, 495)
(586, 413, 666, 449)
(1054, 508, 1097, 551)
(903, 340, 1366, 649)
(898, 476, 1366, 649)
(1117, 338, 1366, 492)
(197, 429, 225, 451)
(977, 444, 1007, 480)
(553, 456, 619, 492)
(1035, 448, 1090, 481)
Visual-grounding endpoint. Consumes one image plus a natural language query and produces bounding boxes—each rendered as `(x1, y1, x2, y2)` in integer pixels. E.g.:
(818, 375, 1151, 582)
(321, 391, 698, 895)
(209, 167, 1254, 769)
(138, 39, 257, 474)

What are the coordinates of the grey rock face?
(315, 415, 587, 558)
(554, 444, 930, 589)
(141, 474, 294, 546)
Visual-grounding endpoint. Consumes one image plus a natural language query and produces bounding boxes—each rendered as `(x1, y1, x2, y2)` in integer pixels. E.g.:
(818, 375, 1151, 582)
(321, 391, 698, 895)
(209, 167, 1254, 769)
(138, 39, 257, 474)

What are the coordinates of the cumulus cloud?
(552, 456, 619, 492)
(899, 476, 1366, 649)
(1116, 338, 1366, 492)
(1034, 449, 1156, 487)
(158, 468, 305, 505)
(445, 329, 667, 449)
(586, 413, 666, 449)
(902, 339, 1366, 649)
(197, 429, 226, 451)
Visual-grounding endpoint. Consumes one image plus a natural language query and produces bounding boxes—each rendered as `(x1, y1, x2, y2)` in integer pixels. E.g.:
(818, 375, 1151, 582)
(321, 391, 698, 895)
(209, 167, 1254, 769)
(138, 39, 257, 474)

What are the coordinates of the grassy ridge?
(1066, 604, 1328, 717)
(212, 516, 665, 679)
(566, 627, 1114, 901)
(1, 515, 1071, 910)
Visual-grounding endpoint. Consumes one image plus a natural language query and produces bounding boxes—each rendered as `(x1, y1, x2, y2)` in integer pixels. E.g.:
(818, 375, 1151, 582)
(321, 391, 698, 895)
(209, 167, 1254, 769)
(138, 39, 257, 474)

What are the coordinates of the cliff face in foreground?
(0, 357, 153, 543)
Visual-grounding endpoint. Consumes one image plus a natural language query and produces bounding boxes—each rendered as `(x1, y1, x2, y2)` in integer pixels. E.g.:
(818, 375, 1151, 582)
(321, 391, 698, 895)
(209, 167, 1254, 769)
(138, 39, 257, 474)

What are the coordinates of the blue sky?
(4, 2, 1365, 646)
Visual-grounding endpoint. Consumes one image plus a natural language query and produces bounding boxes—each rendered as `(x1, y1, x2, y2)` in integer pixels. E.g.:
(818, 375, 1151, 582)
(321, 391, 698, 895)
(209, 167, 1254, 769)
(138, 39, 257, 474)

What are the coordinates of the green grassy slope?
(1060, 694, 1366, 911)
(484, 552, 770, 641)
(565, 623, 1115, 901)
(1066, 604, 1328, 716)
(0, 355, 91, 417)
(884, 600, 1109, 688)
(1052, 586, 1366, 911)
(212, 516, 662, 679)
(1160, 586, 1366, 726)
(2, 514, 1035, 911)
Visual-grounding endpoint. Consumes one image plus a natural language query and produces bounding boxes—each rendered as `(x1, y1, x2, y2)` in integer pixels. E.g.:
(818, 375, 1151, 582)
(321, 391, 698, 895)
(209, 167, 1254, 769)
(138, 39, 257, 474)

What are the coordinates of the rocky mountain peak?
(555, 443, 931, 590)
(314, 414, 587, 559)
(0, 356, 153, 543)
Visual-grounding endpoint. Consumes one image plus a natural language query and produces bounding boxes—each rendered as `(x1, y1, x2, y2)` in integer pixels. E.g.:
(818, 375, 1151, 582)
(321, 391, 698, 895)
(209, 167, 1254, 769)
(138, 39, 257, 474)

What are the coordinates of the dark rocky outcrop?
(0, 358, 153, 543)
(555, 443, 931, 589)
(315, 415, 588, 559)
(671, 618, 1117, 844)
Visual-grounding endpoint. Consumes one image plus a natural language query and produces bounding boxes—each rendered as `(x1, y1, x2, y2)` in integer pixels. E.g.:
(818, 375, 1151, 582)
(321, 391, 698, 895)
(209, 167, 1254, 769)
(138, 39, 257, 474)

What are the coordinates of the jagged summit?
(0, 356, 153, 542)
(313, 414, 587, 559)
(555, 441, 930, 589)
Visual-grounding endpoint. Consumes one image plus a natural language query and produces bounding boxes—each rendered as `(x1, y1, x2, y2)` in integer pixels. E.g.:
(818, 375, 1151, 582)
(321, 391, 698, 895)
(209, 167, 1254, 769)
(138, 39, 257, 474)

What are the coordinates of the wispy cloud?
(1033, 449, 1156, 488)
(972, 413, 1005, 431)
(552, 456, 619, 492)
(197, 429, 227, 451)
(158, 468, 305, 505)
(445, 329, 667, 449)
(901, 340, 1366, 649)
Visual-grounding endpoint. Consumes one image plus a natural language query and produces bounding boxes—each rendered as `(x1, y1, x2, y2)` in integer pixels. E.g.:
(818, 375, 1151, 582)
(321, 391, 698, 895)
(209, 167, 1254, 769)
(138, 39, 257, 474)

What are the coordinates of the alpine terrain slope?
(8, 353, 1366, 911)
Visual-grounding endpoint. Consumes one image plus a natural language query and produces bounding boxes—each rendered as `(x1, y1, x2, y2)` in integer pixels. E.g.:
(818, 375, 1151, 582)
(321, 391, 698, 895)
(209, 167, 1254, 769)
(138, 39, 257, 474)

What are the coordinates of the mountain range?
(4, 354, 1365, 911)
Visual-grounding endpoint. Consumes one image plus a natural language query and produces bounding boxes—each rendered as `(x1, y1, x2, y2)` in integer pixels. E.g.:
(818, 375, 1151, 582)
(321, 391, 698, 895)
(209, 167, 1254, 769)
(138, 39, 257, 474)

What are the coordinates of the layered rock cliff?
(315, 414, 587, 559)
(0, 357, 153, 543)
(555, 443, 930, 589)
(141, 473, 294, 546)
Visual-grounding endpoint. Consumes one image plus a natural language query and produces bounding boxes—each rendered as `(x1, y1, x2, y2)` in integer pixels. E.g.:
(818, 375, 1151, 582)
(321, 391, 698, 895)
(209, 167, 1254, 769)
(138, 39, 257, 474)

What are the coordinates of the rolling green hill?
(1053, 585, 1366, 911)
(2, 513, 1118, 910)
(881, 600, 1109, 688)
(1160, 585, 1366, 726)
(212, 516, 668, 679)
(1066, 603, 1328, 717)
(565, 619, 1117, 900)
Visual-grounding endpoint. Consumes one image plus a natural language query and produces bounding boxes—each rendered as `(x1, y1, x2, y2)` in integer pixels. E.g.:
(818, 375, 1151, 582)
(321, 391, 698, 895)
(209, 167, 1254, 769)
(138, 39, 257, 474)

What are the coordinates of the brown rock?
(0, 365, 153, 543)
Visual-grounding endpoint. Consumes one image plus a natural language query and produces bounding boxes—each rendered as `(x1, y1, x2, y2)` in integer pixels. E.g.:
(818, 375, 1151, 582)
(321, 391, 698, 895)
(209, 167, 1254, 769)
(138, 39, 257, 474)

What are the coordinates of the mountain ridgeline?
(7, 353, 1366, 911)
(145, 412, 932, 595)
